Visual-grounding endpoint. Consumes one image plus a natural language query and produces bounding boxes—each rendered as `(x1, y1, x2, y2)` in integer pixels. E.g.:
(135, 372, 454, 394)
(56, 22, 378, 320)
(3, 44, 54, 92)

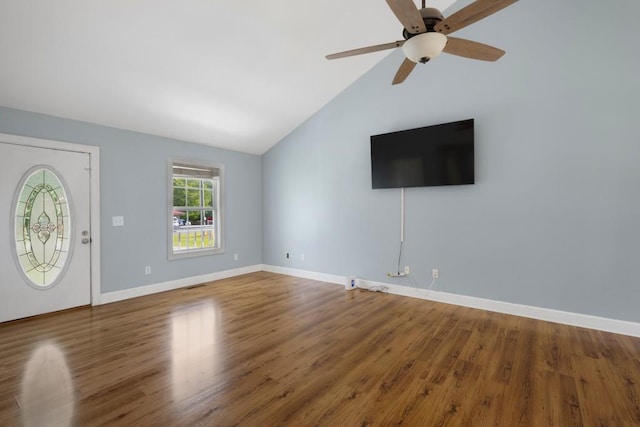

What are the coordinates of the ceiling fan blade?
(386, 0, 426, 35)
(392, 58, 417, 85)
(326, 41, 405, 60)
(443, 36, 505, 61)
(435, 0, 518, 35)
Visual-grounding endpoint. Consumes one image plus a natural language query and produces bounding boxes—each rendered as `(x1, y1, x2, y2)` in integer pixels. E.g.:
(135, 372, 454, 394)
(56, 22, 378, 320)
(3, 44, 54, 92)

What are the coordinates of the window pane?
(187, 179, 200, 188)
(203, 189, 213, 207)
(189, 212, 197, 226)
(186, 189, 200, 207)
(173, 187, 186, 207)
(173, 177, 185, 187)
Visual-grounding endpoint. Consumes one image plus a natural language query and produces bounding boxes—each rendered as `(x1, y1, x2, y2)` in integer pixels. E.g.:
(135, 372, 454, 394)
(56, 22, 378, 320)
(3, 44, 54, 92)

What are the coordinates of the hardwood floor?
(1, 271, 639, 426)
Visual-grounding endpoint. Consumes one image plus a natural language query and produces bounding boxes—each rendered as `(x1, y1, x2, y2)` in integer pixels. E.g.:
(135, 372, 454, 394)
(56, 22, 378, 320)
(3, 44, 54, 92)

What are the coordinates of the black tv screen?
(370, 119, 474, 189)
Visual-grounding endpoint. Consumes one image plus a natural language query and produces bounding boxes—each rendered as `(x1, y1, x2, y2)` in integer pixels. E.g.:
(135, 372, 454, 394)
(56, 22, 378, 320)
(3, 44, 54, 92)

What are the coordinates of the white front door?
(0, 141, 92, 322)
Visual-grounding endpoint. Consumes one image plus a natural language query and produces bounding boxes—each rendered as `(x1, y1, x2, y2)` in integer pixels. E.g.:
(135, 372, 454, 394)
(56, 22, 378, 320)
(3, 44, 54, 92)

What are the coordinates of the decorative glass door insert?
(13, 167, 72, 288)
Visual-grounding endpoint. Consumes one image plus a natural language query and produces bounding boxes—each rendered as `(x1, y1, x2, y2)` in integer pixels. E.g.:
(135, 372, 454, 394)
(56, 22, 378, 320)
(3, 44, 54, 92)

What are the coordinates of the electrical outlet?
(345, 276, 356, 291)
(233, 253, 238, 261)
(404, 265, 410, 275)
(145, 266, 151, 275)
(432, 269, 439, 279)
(301, 253, 305, 261)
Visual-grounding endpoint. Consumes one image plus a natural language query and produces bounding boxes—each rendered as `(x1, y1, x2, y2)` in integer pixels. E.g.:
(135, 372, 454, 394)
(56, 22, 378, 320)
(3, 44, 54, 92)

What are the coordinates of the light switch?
(112, 216, 124, 227)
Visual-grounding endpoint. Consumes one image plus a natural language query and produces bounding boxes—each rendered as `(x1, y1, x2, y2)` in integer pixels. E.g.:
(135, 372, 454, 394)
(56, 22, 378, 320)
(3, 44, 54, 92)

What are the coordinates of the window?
(169, 161, 223, 258)
(14, 167, 71, 287)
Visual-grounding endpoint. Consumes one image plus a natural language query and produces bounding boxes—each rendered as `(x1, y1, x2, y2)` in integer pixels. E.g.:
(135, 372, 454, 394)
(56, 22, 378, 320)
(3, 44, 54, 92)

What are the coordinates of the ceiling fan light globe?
(402, 33, 447, 63)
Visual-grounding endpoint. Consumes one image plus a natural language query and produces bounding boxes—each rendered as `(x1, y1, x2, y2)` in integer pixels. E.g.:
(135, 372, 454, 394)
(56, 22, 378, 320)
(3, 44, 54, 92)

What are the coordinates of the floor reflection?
(171, 301, 223, 402)
(20, 341, 74, 427)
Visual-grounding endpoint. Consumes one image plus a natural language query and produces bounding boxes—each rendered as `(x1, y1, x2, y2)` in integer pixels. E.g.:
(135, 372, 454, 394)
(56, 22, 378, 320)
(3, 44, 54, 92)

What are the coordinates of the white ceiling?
(0, 0, 455, 155)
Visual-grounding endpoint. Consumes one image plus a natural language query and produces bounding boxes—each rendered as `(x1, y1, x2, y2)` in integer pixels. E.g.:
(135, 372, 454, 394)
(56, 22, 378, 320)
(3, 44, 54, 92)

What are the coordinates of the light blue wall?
(262, 0, 640, 322)
(0, 106, 262, 293)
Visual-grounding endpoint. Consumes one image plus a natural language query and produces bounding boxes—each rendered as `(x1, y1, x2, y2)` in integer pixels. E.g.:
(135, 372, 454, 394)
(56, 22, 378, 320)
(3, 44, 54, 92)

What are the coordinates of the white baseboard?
(261, 265, 344, 286)
(261, 265, 640, 338)
(99, 264, 262, 305)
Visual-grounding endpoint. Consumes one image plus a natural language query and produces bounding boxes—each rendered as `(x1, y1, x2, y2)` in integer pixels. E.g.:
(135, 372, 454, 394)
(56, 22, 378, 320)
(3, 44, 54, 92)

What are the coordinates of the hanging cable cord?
(396, 240, 403, 276)
(397, 187, 405, 275)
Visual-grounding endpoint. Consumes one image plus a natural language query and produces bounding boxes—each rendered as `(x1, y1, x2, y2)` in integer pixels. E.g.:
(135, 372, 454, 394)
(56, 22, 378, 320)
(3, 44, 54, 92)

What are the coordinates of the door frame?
(0, 133, 101, 305)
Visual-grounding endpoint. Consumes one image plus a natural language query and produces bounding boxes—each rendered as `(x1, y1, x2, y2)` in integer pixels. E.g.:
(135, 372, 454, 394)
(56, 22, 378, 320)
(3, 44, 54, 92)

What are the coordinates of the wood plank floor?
(1, 271, 639, 426)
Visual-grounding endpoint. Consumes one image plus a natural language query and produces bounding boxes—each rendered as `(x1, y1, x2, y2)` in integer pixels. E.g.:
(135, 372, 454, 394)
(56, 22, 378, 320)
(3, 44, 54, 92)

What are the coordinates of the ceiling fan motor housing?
(402, 7, 444, 39)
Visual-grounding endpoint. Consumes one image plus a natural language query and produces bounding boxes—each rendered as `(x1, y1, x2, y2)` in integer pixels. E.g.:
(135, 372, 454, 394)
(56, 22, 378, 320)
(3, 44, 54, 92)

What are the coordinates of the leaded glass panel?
(14, 168, 71, 287)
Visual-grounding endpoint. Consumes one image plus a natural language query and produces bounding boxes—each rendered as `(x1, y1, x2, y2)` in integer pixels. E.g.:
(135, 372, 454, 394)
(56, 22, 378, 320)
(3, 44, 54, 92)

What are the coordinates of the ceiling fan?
(326, 0, 518, 85)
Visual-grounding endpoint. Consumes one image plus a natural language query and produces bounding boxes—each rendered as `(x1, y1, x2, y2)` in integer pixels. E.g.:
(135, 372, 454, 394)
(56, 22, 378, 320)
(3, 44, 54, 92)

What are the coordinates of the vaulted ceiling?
(0, 0, 455, 154)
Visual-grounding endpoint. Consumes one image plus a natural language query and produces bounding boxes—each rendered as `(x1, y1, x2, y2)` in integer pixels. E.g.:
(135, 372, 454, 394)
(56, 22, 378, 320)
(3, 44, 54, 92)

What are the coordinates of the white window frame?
(168, 159, 224, 259)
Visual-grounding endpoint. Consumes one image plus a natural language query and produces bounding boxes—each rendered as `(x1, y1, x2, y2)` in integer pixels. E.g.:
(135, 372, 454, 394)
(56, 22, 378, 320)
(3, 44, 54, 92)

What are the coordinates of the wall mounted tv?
(370, 119, 474, 189)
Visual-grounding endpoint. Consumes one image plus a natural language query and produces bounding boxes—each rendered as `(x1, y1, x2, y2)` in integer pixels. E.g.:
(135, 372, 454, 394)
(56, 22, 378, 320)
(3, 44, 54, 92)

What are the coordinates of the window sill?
(169, 247, 224, 260)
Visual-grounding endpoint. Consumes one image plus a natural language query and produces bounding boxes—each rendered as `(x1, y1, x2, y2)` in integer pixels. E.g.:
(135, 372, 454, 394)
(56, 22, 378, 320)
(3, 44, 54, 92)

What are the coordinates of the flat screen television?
(370, 119, 474, 189)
